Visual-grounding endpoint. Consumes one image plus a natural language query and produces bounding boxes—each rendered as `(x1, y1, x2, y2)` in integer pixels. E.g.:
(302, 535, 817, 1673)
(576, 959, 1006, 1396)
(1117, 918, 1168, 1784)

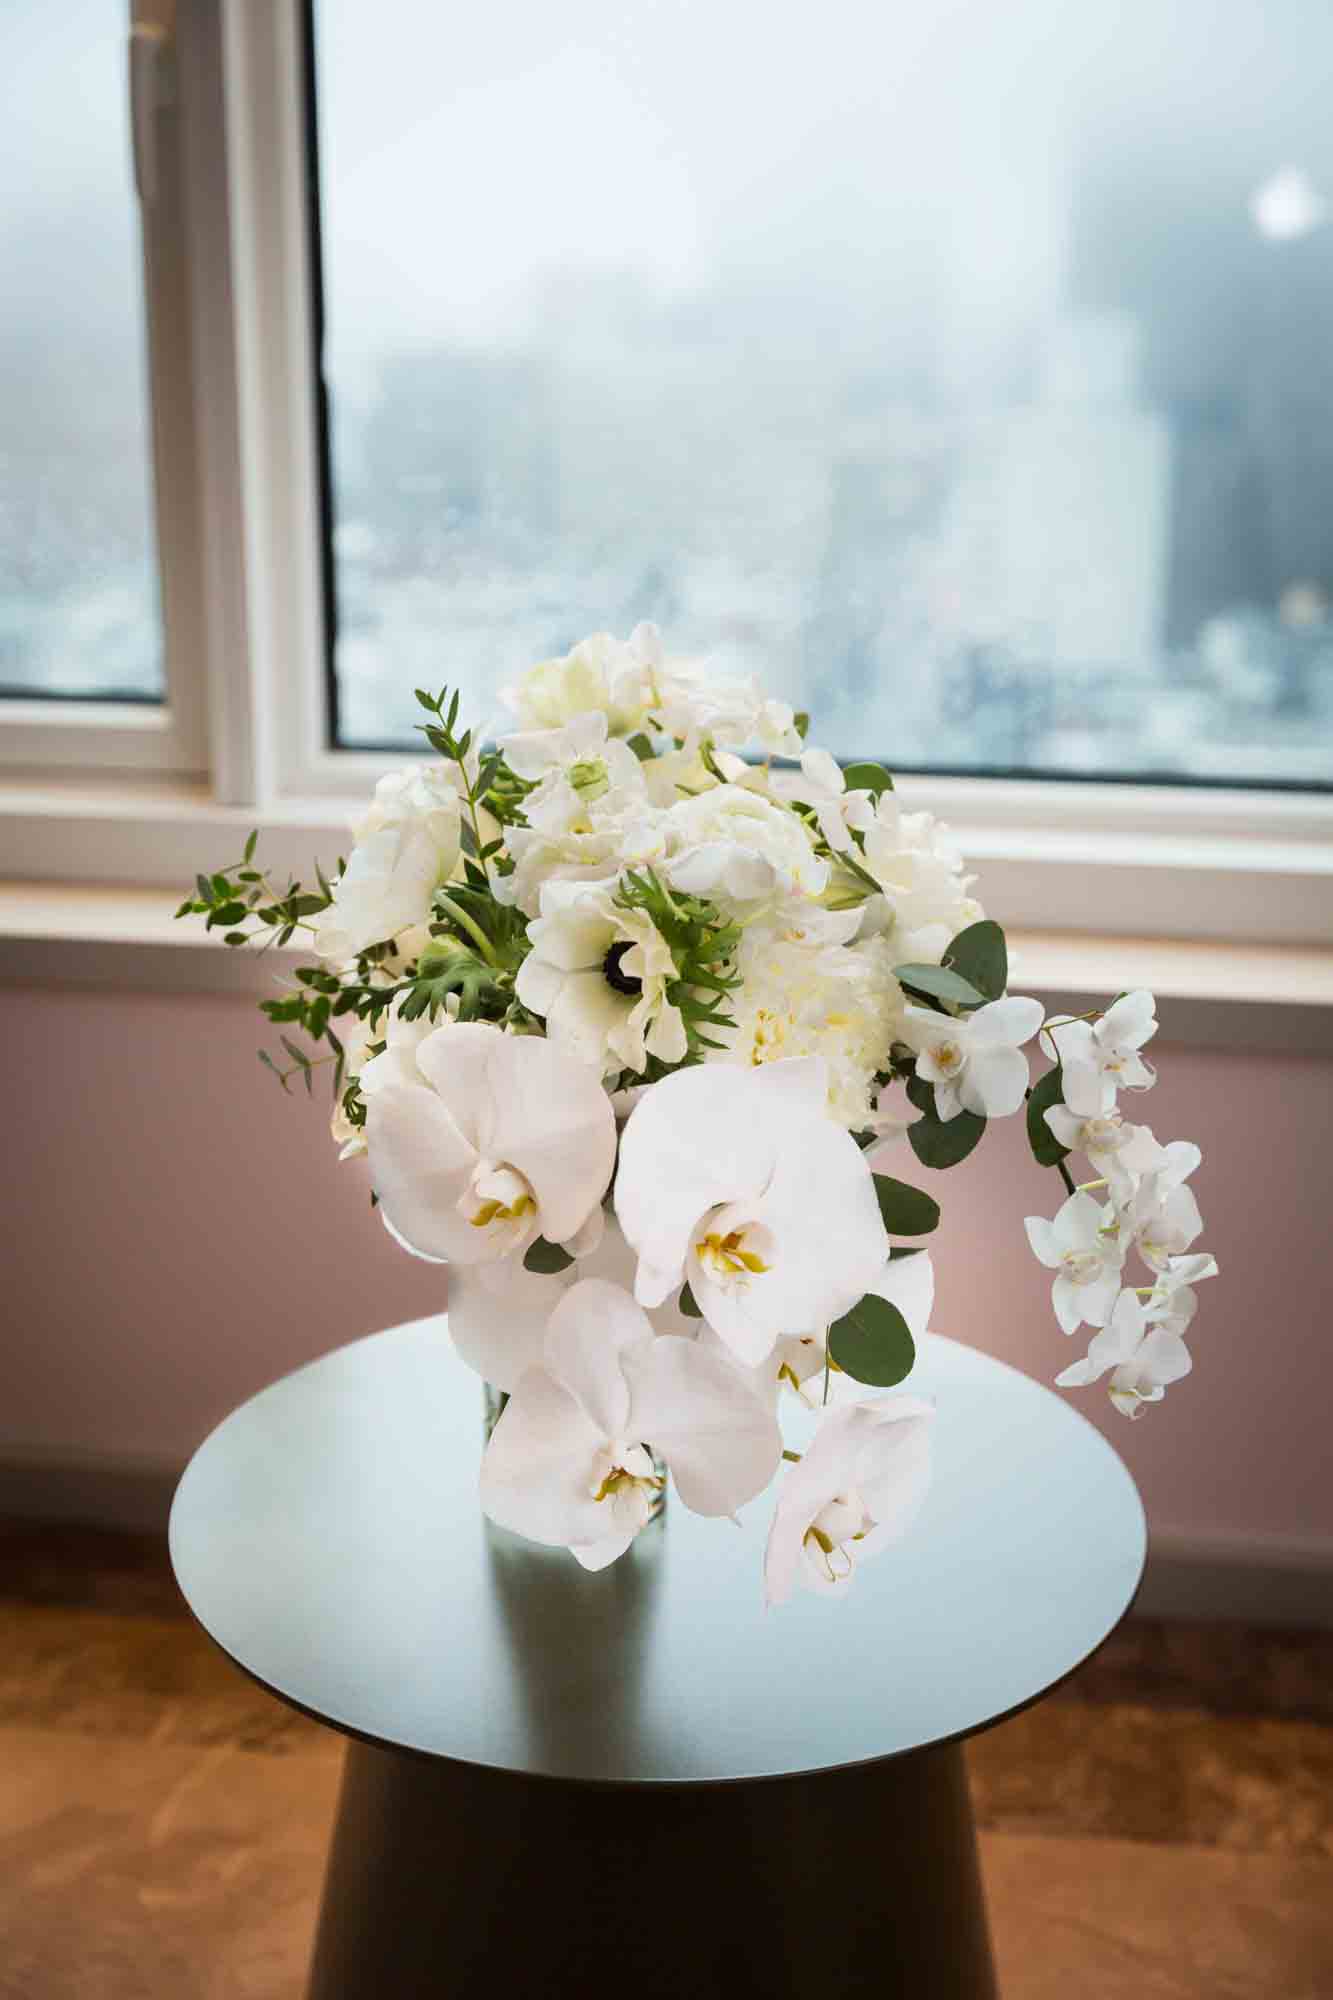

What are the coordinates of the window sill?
(2, 879, 1330, 1051)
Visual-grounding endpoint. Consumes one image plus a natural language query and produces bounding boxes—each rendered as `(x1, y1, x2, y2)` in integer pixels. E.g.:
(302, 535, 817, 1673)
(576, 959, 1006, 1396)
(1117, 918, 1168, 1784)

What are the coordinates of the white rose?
(314, 766, 462, 961)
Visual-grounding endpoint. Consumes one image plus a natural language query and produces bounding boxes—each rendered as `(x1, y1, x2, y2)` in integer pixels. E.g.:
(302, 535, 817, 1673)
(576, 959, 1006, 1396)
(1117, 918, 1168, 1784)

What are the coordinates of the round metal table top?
(169, 1318, 1145, 1787)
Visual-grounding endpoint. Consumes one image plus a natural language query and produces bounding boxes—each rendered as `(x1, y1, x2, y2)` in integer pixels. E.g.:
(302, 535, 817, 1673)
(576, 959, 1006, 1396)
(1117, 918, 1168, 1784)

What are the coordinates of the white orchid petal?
(970, 995, 1045, 1048)
(366, 1082, 488, 1263)
(449, 1261, 566, 1390)
(624, 1338, 781, 1517)
(411, 1022, 499, 1153)
(543, 1278, 647, 1441)
(959, 1044, 1030, 1118)
(485, 1035, 616, 1245)
(479, 1368, 611, 1549)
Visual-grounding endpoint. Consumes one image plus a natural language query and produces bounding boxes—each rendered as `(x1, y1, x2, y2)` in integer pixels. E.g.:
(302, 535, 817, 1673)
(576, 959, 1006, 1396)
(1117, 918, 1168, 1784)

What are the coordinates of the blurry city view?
(0, 1, 163, 702)
(316, 0, 1333, 780)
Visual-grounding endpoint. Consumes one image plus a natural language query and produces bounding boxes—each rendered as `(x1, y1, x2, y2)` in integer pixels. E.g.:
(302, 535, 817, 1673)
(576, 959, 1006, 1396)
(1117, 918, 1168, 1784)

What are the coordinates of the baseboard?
(2, 1450, 1331, 1628)
(1138, 1529, 1333, 1629)
(0, 1443, 183, 1537)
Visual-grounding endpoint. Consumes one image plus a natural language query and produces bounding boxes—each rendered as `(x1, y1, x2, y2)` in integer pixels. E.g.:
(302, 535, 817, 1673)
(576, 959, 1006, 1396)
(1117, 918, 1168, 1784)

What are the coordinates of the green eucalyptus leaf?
(828, 1294, 916, 1387)
(243, 829, 258, 863)
(908, 1106, 987, 1169)
(896, 962, 986, 1010)
(679, 1282, 702, 1318)
(1027, 1065, 1070, 1168)
(888, 1245, 923, 1261)
(523, 1237, 576, 1275)
(841, 760, 894, 798)
(942, 920, 1007, 1003)
(872, 1175, 941, 1236)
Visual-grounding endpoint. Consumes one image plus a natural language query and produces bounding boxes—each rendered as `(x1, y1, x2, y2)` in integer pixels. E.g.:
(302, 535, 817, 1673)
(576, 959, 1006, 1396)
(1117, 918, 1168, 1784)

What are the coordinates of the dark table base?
(306, 1735, 998, 1998)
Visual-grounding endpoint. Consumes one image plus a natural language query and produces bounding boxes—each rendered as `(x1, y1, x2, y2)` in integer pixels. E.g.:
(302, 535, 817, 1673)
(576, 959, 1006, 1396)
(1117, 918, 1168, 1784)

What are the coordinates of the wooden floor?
(2, 1521, 1331, 1998)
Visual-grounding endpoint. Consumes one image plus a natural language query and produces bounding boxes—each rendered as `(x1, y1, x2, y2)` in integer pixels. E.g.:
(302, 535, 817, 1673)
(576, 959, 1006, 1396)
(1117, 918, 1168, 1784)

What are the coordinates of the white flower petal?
(479, 1367, 610, 1550)
(449, 1260, 567, 1390)
(970, 994, 1045, 1048)
(542, 1277, 647, 1441)
(624, 1338, 781, 1517)
(959, 1043, 1030, 1118)
(366, 1082, 485, 1263)
(485, 1035, 617, 1245)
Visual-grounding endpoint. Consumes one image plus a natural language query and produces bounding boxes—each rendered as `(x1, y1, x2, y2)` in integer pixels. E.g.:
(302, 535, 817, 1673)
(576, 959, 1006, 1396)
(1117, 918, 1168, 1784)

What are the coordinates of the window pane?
(0, 1, 162, 701)
(313, 0, 1333, 784)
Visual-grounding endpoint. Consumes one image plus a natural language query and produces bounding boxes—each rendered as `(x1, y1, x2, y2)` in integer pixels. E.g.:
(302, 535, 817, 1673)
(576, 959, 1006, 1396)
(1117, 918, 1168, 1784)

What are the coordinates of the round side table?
(169, 1318, 1145, 2000)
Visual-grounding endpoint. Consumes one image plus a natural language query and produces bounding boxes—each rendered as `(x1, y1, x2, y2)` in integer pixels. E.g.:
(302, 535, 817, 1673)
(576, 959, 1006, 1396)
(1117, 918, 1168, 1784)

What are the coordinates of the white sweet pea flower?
(857, 796, 982, 965)
(771, 1250, 935, 1405)
(1043, 1106, 1166, 1201)
(902, 996, 1044, 1121)
(1055, 1288, 1192, 1419)
(480, 1278, 782, 1569)
(615, 1058, 888, 1368)
(499, 709, 648, 837)
(1046, 991, 1158, 1116)
(515, 878, 687, 1076)
(499, 627, 659, 736)
(313, 766, 463, 960)
(785, 748, 878, 854)
(764, 1395, 935, 1605)
(365, 1022, 615, 1265)
(1024, 1191, 1125, 1335)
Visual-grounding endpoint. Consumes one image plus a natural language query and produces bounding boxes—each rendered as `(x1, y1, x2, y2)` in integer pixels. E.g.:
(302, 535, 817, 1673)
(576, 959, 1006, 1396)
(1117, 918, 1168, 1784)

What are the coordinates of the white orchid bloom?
(449, 1214, 698, 1391)
(662, 785, 829, 906)
(1024, 1191, 1125, 1335)
(365, 1022, 615, 1266)
(1044, 1106, 1166, 1201)
(481, 1279, 782, 1568)
(514, 878, 687, 1076)
(771, 1250, 935, 1405)
(1055, 1288, 1193, 1419)
(1144, 1251, 1218, 1332)
(1124, 1145, 1204, 1272)
(764, 1395, 935, 1605)
(313, 765, 462, 960)
(1046, 991, 1158, 1116)
(615, 1058, 888, 1368)
(902, 995, 1044, 1121)
(788, 748, 878, 854)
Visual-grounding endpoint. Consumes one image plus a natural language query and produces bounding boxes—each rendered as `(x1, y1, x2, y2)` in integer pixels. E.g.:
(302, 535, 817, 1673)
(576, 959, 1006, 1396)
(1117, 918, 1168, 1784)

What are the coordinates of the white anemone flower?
(365, 1022, 615, 1266)
(901, 996, 1044, 1121)
(1046, 991, 1158, 1116)
(1055, 1289, 1192, 1419)
(481, 1279, 783, 1569)
(615, 1057, 889, 1368)
(514, 879, 687, 1076)
(313, 765, 462, 961)
(764, 1395, 935, 1605)
(1024, 1191, 1125, 1335)
(662, 785, 829, 906)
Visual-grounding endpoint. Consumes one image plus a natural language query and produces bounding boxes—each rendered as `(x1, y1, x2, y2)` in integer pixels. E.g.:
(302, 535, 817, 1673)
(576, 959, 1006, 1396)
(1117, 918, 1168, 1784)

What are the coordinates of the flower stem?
(435, 892, 498, 965)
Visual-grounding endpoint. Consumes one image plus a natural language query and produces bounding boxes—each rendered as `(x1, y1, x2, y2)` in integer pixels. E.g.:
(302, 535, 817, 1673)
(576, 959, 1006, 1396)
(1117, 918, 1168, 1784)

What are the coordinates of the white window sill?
(2, 879, 1330, 1052)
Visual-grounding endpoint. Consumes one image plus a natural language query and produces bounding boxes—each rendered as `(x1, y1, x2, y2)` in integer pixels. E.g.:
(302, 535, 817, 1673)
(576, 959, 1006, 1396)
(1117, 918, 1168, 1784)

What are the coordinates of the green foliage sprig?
(614, 866, 742, 1063)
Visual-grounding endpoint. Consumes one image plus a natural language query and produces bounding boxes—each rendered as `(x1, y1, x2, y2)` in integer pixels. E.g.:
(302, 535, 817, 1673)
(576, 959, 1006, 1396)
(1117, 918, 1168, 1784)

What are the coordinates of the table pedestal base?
(306, 1736, 997, 1999)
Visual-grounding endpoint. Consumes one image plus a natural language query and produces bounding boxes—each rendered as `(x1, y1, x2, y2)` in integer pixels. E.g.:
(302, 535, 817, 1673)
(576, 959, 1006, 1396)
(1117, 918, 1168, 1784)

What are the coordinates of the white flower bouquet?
(180, 625, 1217, 1601)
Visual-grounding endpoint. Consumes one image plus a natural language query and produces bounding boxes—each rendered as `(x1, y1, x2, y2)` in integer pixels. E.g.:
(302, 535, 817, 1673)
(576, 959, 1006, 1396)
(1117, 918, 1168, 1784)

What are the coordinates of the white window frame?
(1, 0, 1331, 967)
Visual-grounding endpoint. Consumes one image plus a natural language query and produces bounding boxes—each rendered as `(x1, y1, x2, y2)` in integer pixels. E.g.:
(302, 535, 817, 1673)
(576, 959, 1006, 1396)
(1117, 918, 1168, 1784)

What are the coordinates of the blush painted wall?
(3, 984, 1330, 1567)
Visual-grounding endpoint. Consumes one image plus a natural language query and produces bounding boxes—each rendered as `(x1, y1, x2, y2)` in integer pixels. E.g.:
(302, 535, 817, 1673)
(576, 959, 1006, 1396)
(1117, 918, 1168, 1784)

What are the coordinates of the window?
(1, 0, 162, 704)
(311, 0, 1333, 786)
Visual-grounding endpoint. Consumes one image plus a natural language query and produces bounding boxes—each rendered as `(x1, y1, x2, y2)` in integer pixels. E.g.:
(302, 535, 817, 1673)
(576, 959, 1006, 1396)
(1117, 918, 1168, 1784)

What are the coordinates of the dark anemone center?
(602, 941, 643, 996)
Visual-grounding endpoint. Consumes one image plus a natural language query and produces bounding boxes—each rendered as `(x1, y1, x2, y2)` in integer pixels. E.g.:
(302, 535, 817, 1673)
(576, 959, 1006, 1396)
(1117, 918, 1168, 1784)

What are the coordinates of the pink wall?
(3, 984, 1330, 1553)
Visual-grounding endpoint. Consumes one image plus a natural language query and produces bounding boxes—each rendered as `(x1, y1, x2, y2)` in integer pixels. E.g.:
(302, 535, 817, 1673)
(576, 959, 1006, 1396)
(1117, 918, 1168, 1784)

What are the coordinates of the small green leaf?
(828, 1294, 916, 1387)
(173, 899, 194, 920)
(793, 710, 810, 740)
(889, 1245, 923, 1261)
(243, 829, 258, 863)
(679, 1282, 702, 1318)
(1027, 1065, 1070, 1168)
(195, 873, 215, 906)
(523, 1238, 575, 1275)
(208, 900, 247, 926)
(841, 760, 894, 798)
(872, 1175, 941, 1236)
(415, 687, 437, 711)
(257, 1048, 290, 1092)
(626, 731, 655, 761)
(909, 1106, 987, 1169)
(224, 931, 248, 947)
(942, 920, 1008, 1003)
(896, 962, 986, 1010)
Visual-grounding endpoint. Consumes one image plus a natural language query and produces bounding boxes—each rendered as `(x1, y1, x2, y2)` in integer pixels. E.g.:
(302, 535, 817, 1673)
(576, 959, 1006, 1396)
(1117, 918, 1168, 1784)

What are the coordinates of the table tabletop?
(169, 1317, 1145, 1786)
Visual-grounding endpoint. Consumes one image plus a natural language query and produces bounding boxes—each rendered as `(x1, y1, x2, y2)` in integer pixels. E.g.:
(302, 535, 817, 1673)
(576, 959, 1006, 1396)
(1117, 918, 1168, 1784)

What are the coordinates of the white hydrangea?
(708, 912, 904, 1128)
